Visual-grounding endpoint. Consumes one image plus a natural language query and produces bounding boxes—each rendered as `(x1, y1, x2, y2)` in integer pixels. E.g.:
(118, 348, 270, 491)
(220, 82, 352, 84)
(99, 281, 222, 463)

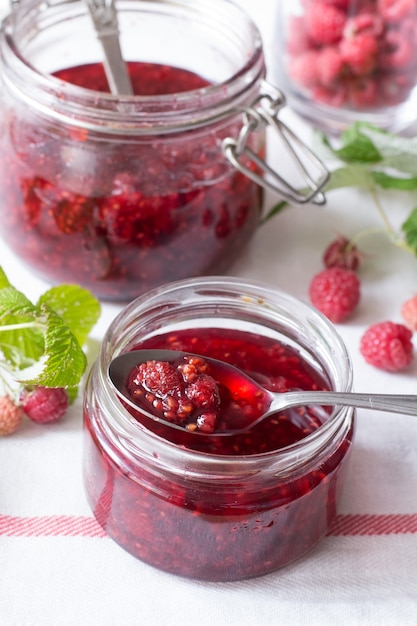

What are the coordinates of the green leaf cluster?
(0, 268, 101, 395)
(262, 122, 417, 254)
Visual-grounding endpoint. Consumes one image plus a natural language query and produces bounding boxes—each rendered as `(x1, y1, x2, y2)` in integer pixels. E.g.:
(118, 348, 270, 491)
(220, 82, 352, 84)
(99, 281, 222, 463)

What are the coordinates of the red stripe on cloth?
(0, 515, 106, 538)
(327, 514, 417, 536)
(0, 513, 416, 538)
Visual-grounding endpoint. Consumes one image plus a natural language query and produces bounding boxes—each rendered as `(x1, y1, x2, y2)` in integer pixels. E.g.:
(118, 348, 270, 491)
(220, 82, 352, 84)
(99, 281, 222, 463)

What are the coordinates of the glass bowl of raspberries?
(273, 0, 417, 132)
(83, 276, 355, 581)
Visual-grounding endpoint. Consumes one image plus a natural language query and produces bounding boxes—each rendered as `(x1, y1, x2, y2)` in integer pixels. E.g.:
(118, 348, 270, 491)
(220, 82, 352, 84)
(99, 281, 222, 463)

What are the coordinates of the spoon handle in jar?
(86, 0, 133, 95)
(270, 391, 417, 416)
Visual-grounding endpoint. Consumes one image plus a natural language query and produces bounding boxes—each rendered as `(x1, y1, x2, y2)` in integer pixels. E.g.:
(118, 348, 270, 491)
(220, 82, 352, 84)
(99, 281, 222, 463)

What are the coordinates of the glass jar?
(273, 0, 417, 133)
(83, 276, 355, 581)
(0, 0, 328, 301)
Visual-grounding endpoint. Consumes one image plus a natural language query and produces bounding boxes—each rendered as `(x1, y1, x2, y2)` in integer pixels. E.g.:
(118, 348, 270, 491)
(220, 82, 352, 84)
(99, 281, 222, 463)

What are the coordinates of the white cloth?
(1, 1, 417, 625)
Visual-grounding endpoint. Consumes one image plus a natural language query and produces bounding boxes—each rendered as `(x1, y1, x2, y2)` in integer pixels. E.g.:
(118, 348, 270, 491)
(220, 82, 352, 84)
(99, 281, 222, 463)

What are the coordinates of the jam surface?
(0, 62, 263, 300)
(83, 327, 354, 580)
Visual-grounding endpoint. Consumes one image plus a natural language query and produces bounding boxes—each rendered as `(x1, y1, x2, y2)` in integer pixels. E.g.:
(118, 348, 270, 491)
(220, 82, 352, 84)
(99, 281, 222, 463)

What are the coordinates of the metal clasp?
(222, 82, 329, 205)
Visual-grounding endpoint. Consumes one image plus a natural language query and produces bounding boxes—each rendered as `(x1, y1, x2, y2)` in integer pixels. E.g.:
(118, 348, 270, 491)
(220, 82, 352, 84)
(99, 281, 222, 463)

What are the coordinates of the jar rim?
(92, 276, 354, 471)
(1, 0, 266, 133)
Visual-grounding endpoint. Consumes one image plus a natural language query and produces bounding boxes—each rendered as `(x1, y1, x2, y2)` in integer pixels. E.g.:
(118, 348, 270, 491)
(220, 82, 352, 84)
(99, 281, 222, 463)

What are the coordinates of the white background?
(1, 1, 417, 625)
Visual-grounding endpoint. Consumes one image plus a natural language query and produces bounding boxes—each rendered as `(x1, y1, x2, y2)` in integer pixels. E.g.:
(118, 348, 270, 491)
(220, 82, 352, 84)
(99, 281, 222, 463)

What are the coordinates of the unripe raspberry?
(323, 235, 362, 271)
(0, 395, 23, 436)
(401, 295, 417, 331)
(21, 386, 69, 424)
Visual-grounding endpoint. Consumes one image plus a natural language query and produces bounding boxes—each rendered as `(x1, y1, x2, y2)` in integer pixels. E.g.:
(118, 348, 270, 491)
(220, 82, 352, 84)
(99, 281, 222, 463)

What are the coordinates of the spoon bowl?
(109, 349, 417, 438)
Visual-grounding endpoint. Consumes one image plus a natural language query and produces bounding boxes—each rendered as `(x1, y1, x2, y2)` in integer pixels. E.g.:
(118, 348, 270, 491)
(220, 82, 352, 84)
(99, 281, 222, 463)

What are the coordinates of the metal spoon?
(86, 0, 133, 95)
(108, 349, 417, 437)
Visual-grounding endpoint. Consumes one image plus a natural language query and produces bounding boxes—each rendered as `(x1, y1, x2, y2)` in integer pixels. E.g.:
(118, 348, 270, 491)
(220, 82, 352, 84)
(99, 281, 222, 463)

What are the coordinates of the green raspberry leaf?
(325, 165, 375, 191)
(0, 284, 34, 313)
(15, 304, 87, 387)
(318, 123, 382, 164)
(0, 266, 11, 289)
(38, 284, 101, 347)
(355, 125, 417, 175)
(261, 200, 289, 224)
(0, 266, 100, 392)
(0, 288, 44, 365)
(263, 121, 417, 259)
(372, 172, 417, 191)
(402, 208, 417, 253)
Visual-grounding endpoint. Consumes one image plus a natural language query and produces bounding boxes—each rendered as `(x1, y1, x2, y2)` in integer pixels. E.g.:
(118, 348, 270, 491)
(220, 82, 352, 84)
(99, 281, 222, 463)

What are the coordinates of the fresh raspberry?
(288, 50, 321, 89)
(341, 33, 378, 75)
(21, 386, 69, 424)
(312, 84, 348, 107)
(402, 15, 417, 40)
(378, 0, 416, 24)
(379, 71, 414, 105)
(323, 235, 362, 271)
(317, 46, 344, 87)
(305, 3, 346, 46)
(287, 16, 311, 56)
(347, 76, 379, 108)
(309, 267, 361, 323)
(359, 321, 413, 371)
(343, 13, 384, 39)
(401, 295, 417, 331)
(0, 396, 23, 436)
(379, 30, 414, 69)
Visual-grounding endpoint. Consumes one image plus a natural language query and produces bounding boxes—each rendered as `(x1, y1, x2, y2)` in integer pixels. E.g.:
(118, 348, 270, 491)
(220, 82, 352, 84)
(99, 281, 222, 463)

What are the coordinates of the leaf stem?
(369, 186, 394, 235)
(368, 186, 414, 253)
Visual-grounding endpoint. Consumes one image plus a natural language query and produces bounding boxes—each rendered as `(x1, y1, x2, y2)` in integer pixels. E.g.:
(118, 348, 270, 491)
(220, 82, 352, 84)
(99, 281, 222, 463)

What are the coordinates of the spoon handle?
(270, 391, 417, 416)
(86, 0, 133, 95)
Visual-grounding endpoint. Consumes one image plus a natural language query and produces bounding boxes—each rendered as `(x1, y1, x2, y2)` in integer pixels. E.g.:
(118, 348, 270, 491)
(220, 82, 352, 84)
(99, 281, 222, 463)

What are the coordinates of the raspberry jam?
(274, 0, 417, 131)
(0, 0, 273, 301)
(0, 61, 263, 301)
(83, 278, 355, 581)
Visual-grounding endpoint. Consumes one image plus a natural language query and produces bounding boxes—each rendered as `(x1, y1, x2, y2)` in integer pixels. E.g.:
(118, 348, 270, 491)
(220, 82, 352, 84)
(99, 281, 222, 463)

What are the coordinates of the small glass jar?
(273, 0, 417, 133)
(83, 276, 355, 581)
(0, 0, 327, 301)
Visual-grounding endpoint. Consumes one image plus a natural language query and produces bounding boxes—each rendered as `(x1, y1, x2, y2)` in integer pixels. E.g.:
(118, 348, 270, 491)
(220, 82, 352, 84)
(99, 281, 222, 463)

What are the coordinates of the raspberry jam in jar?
(83, 277, 355, 581)
(0, 0, 327, 300)
(273, 0, 417, 132)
